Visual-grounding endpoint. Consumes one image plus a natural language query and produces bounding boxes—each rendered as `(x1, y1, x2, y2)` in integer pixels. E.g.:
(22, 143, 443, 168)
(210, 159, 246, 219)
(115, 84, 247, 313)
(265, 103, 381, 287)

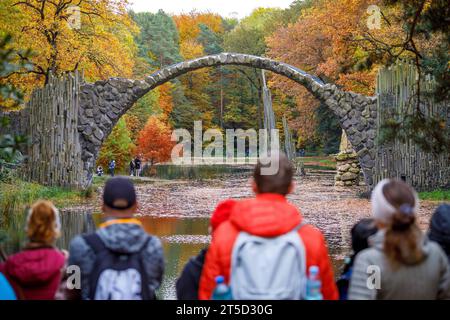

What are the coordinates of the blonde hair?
(26, 200, 61, 245)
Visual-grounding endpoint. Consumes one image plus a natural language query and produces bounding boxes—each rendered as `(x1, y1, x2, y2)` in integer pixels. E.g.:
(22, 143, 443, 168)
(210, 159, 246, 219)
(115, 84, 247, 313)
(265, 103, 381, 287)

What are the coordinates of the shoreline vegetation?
(0, 167, 448, 215)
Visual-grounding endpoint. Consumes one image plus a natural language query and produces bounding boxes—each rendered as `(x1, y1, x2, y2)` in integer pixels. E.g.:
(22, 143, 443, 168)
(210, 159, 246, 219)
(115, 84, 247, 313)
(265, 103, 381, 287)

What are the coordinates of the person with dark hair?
(199, 152, 338, 300)
(69, 177, 165, 300)
(129, 159, 135, 176)
(134, 157, 142, 177)
(428, 204, 450, 262)
(337, 219, 378, 300)
(176, 199, 236, 300)
(0, 200, 66, 300)
(349, 179, 450, 300)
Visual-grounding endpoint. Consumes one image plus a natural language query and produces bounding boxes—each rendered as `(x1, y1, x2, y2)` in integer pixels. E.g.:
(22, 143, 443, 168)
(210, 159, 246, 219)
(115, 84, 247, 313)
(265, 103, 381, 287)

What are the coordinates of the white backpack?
(230, 223, 307, 300)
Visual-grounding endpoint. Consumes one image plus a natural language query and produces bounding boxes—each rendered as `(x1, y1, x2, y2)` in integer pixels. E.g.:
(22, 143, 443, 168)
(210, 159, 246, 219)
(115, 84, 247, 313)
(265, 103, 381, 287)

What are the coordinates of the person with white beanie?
(349, 178, 450, 300)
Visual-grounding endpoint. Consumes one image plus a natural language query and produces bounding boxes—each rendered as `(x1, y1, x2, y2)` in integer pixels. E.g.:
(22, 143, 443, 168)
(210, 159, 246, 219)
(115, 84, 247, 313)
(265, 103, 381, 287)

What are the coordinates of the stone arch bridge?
(6, 53, 379, 188)
(80, 53, 377, 186)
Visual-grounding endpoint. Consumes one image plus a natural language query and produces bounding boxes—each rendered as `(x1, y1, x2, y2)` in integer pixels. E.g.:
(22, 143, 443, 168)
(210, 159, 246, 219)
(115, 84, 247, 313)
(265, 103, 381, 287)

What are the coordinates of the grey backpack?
(230, 223, 307, 300)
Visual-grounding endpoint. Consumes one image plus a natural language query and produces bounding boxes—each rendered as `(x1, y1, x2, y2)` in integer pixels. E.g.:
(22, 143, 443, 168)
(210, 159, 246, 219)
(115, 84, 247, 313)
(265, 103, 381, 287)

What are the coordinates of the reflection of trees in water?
(58, 210, 96, 250)
(1, 209, 97, 254)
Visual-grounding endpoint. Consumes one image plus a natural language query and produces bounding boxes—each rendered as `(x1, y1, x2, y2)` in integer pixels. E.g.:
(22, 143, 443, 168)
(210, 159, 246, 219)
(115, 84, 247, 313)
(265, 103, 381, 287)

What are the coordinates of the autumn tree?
(131, 10, 181, 69)
(131, 10, 193, 134)
(174, 12, 226, 130)
(0, 0, 137, 95)
(267, 0, 378, 152)
(97, 118, 134, 172)
(358, 0, 450, 153)
(136, 116, 174, 171)
(0, 35, 29, 168)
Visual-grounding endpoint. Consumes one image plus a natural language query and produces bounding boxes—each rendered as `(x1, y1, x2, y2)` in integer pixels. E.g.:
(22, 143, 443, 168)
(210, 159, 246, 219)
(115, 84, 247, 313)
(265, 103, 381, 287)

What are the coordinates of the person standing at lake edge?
(68, 177, 165, 300)
(176, 199, 236, 300)
(0, 200, 66, 300)
(129, 159, 135, 176)
(198, 152, 339, 300)
(108, 159, 116, 176)
(134, 157, 142, 177)
(349, 179, 450, 300)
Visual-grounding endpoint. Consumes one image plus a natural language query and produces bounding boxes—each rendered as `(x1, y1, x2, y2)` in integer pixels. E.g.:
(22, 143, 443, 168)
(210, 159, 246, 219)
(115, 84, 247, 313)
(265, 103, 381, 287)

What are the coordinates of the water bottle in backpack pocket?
(305, 265, 323, 300)
(82, 233, 153, 300)
(230, 223, 307, 300)
(212, 276, 233, 300)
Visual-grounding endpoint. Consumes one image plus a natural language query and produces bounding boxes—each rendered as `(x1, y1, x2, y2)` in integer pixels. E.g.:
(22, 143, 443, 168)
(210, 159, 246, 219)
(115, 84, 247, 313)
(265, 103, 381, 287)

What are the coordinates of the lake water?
(0, 167, 439, 299)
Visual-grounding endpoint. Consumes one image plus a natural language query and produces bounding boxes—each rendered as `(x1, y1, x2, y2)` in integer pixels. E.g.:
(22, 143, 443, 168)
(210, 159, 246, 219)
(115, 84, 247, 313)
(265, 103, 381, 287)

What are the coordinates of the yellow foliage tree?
(173, 12, 224, 129)
(0, 0, 138, 97)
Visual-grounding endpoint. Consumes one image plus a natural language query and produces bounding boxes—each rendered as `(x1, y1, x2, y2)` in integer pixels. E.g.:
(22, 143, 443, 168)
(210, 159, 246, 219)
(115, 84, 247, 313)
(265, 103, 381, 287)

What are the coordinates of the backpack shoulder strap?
(82, 233, 106, 254)
(293, 221, 306, 233)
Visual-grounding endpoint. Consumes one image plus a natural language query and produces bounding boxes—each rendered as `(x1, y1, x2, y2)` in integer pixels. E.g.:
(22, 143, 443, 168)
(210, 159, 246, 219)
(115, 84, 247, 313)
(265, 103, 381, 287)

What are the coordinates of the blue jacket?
(0, 272, 16, 300)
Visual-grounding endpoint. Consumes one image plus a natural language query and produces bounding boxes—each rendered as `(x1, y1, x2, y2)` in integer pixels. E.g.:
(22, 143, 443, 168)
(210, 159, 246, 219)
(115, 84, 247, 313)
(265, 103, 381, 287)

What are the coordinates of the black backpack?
(82, 233, 154, 300)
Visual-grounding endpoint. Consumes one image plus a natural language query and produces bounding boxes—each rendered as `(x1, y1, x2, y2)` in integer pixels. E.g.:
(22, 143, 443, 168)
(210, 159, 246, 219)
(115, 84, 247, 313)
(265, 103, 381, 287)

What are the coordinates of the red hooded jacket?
(0, 248, 65, 300)
(199, 193, 339, 300)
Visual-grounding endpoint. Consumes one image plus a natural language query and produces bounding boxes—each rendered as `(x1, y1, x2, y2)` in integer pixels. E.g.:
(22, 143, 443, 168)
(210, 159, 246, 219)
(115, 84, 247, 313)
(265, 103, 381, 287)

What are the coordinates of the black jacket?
(176, 249, 207, 300)
(429, 204, 450, 261)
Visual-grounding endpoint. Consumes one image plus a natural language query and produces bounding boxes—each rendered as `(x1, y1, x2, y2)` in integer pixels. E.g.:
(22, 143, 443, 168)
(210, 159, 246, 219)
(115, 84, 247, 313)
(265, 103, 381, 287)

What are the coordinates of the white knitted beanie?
(371, 179, 419, 223)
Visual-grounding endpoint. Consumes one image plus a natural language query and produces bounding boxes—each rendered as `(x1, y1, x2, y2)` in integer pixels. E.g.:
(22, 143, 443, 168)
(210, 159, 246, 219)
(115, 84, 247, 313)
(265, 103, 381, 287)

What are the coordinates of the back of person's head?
(26, 200, 61, 245)
(253, 151, 293, 195)
(429, 204, 450, 258)
(351, 218, 378, 255)
(210, 199, 236, 232)
(102, 177, 137, 216)
(371, 178, 423, 267)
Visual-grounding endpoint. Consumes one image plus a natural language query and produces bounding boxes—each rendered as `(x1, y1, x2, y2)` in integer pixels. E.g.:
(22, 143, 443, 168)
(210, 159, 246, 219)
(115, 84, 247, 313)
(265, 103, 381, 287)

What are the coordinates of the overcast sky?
(129, 0, 295, 19)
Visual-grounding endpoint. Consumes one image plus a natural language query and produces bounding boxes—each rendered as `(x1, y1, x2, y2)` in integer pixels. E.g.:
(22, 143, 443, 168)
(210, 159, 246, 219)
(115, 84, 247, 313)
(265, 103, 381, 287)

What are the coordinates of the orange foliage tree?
(136, 116, 174, 170)
(0, 0, 137, 97)
(266, 0, 382, 147)
(173, 12, 225, 129)
(157, 83, 174, 120)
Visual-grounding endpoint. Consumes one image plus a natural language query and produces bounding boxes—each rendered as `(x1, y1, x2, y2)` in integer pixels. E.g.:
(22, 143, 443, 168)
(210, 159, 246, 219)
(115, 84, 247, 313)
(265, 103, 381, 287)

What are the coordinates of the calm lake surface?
(1, 166, 439, 299)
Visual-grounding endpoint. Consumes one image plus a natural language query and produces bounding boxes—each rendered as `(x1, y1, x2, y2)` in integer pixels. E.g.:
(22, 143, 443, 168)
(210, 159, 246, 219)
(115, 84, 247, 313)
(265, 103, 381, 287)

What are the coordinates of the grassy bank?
(299, 156, 336, 171)
(0, 180, 94, 212)
(419, 189, 450, 201)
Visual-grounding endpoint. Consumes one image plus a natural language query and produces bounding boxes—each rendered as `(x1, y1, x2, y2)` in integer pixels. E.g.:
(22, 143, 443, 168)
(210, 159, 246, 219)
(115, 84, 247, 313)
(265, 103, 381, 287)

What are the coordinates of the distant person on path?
(0, 200, 66, 300)
(96, 166, 103, 177)
(428, 204, 450, 262)
(129, 159, 135, 177)
(176, 199, 236, 300)
(68, 177, 165, 300)
(336, 218, 378, 300)
(199, 152, 339, 300)
(349, 179, 450, 300)
(108, 159, 116, 176)
(134, 157, 142, 177)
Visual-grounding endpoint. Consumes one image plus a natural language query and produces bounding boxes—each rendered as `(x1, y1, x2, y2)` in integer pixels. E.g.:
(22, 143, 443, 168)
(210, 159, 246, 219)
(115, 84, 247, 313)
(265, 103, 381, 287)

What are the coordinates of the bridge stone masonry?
(78, 53, 378, 187)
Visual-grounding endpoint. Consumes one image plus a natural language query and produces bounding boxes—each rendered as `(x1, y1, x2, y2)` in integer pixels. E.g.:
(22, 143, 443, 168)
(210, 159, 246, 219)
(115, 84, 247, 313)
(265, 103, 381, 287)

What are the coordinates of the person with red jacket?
(199, 152, 339, 300)
(0, 200, 66, 300)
